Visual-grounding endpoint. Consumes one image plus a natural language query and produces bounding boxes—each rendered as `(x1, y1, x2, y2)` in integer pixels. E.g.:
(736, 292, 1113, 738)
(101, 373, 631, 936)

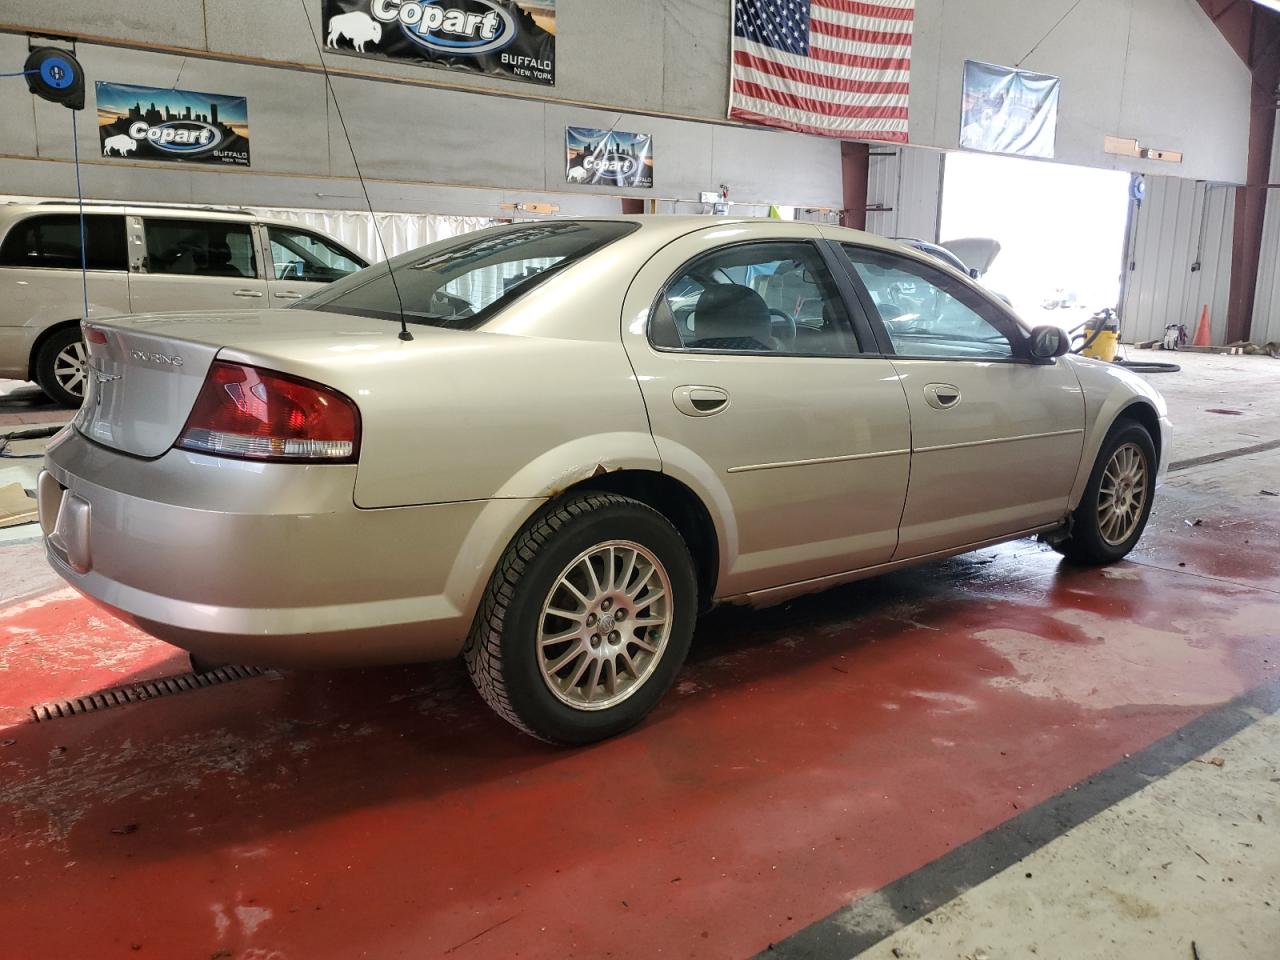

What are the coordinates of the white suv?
(0, 202, 367, 405)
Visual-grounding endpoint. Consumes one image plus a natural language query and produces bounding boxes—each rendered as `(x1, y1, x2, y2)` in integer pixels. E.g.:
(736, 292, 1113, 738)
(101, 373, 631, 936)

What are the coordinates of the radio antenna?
(298, 0, 412, 341)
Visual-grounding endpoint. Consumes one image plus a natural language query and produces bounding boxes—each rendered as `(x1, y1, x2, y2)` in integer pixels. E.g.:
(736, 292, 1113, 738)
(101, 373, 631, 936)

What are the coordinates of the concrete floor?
(0, 351, 1276, 959)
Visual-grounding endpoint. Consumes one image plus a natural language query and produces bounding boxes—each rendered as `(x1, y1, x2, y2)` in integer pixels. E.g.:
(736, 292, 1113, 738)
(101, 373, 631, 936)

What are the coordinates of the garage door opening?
(940, 151, 1132, 331)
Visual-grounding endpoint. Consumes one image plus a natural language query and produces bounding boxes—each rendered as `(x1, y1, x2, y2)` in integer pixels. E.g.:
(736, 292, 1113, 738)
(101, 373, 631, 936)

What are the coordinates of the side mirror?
(1029, 325, 1071, 363)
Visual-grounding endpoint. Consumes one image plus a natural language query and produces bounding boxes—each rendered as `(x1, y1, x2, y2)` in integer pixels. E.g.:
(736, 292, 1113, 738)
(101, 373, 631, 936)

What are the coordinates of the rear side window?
(0, 214, 128, 270)
(299, 220, 637, 330)
(143, 218, 257, 278)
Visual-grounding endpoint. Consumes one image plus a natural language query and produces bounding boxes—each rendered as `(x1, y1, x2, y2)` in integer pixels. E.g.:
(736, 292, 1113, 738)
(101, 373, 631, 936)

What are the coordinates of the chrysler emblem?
(93, 367, 122, 384)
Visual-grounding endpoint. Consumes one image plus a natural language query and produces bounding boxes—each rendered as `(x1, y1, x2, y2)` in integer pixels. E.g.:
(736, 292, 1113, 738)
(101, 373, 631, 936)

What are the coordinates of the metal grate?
(30, 665, 279, 721)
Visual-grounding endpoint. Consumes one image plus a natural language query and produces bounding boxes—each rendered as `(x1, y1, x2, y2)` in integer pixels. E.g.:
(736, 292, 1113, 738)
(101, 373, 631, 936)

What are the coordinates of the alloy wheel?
(1097, 441, 1148, 546)
(53, 339, 88, 398)
(537, 540, 673, 711)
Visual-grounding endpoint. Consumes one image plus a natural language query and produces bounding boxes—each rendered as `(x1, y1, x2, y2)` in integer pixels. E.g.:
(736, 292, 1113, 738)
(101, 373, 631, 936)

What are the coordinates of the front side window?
(842, 245, 1019, 359)
(298, 220, 637, 330)
(0, 214, 128, 271)
(144, 218, 257, 278)
(651, 242, 859, 356)
(267, 226, 365, 283)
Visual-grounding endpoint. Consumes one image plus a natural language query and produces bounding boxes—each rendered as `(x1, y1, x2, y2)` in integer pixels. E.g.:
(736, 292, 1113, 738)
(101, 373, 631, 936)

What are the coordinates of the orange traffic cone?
(1192, 304, 1212, 347)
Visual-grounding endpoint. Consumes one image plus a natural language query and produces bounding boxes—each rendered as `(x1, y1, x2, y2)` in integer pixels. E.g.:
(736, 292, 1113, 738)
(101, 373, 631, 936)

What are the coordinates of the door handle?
(233, 289, 265, 298)
(274, 291, 303, 300)
(924, 383, 961, 410)
(673, 385, 730, 417)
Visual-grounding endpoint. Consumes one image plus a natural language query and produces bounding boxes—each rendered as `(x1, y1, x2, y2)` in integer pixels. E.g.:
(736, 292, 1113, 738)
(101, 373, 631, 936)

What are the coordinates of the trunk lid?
(75, 308, 396, 458)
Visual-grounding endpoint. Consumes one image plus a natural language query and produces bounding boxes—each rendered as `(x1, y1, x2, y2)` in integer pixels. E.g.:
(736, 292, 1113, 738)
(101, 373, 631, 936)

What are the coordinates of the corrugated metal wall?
(1250, 124, 1280, 345)
(1120, 176, 1235, 344)
(865, 146, 943, 242)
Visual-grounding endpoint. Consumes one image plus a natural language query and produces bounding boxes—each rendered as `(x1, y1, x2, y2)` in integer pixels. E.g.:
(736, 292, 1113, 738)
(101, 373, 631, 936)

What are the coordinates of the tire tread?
(463, 492, 670, 742)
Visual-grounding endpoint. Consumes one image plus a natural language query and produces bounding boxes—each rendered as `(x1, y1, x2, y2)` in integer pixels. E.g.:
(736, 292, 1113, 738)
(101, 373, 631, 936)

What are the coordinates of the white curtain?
(245, 207, 496, 263)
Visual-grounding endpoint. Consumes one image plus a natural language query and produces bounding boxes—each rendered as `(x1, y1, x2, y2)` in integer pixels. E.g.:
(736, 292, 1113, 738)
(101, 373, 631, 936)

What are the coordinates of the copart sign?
(566, 127, 654, 189)
(95, 82, 250, 167)
(322, 0, 556, 86)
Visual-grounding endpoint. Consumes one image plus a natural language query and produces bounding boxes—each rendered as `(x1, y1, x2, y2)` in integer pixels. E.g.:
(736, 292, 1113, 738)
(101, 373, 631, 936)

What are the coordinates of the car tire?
(34, 326, 89, 408)
(1051, 421, 1157, 565)
(465, 492, 698, 745)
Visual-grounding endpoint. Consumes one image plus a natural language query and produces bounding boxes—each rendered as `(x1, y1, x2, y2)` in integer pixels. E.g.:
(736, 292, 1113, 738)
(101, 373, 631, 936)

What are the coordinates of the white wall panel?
(1121, 177, 1234, 344)
(1251, 123, 1280, 345)
(865, 146, 942, 242)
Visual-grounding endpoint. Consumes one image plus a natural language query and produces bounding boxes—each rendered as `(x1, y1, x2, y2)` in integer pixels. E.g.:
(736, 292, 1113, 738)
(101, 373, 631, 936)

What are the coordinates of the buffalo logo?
(126, 120, 223, 156)
(326, 11, 383, 51)
(371, 0, 517, 56)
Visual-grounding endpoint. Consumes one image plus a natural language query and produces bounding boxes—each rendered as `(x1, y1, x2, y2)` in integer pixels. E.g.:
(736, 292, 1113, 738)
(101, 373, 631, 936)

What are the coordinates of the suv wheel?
(465, 493, 697, 744)
(1051, 421, 1157, 564)
(34, 327, 89, 408)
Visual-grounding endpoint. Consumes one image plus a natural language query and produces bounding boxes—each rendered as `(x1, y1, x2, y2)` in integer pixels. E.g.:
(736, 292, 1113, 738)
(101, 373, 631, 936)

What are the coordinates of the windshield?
(294, 220, 637, 329)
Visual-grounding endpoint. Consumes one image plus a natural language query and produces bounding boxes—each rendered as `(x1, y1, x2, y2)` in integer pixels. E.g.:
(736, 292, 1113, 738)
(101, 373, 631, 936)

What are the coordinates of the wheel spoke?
(540, 627, 582, 648)
(546, 606, 585, 624)
(580, 555, 603, 598)
(564, 653, 592, 690)
(561, 579, 591, 608)
(546, 643, 586, 674)
(617, 549, 637, 595)
(627, 564, 656, 599)
(584, 659, 603, 700)
(631, 635, 659, 654)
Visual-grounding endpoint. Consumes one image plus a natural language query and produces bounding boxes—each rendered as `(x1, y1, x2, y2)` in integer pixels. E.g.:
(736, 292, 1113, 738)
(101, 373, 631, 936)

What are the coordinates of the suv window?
(842, 245, 1019, 360)
(0, 214, 128, 271)
(266, 226, 365, 283)
(651, 241, 860, 355)
(143, 218, 257, 278)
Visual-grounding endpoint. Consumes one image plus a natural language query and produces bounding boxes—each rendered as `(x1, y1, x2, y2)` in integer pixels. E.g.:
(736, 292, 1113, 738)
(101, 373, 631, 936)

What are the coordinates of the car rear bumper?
(40, 428, 543, 667)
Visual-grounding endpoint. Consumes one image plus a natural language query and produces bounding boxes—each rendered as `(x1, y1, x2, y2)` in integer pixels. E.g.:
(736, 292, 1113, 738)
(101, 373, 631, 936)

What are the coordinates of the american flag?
(729, 0, 913, 142)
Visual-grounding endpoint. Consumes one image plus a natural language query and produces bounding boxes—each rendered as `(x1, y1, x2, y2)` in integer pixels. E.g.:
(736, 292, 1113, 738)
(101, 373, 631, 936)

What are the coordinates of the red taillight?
(84, 326, 108, 344)
(177, 362, 360, 463)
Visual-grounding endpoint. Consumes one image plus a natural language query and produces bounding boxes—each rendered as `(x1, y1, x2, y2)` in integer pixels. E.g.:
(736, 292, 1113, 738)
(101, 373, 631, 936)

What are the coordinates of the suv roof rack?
(33, 199, 254, 215)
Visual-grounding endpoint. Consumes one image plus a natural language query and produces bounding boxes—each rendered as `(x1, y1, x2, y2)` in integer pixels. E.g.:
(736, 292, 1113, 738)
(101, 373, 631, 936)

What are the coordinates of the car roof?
(0, 200, 326, 232)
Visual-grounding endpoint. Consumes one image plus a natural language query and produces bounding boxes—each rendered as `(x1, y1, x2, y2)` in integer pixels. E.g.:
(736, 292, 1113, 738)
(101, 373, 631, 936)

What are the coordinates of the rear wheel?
(34, 326, 89, 408)
(1051, 421, 1156, 564)
(465, 493, 697, 744)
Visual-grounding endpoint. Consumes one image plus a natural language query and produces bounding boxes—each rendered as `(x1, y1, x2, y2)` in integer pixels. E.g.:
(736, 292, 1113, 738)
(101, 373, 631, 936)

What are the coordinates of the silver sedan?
(40, 217, 1171, 743)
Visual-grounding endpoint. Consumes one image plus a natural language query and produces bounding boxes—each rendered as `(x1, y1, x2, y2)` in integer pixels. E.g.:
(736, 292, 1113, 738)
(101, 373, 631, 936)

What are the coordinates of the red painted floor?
(1, 492, 1277, 958)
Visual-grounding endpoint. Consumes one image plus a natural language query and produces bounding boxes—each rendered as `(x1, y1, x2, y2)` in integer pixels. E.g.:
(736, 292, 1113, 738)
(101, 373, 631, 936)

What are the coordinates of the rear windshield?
(296, 220, 637, 329)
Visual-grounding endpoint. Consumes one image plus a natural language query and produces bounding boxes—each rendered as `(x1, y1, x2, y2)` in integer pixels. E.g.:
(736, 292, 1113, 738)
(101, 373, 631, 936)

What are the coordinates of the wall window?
(267, 226, 364, 283)
(652, 242, 860, 355)
(143, 218, 257, 278)
(842, 245, 1018, 360)
(0, 214, 128, 271)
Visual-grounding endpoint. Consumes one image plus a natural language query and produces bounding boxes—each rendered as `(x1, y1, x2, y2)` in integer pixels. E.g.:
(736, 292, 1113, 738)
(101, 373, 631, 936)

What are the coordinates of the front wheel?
(1051, 421, 1157, 564)
(465, 493, 697, 744)
(34, 326, 89, 408)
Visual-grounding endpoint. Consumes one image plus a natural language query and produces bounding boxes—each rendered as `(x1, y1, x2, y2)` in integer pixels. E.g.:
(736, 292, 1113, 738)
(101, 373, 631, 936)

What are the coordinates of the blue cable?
(70, 108, 89, 323)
